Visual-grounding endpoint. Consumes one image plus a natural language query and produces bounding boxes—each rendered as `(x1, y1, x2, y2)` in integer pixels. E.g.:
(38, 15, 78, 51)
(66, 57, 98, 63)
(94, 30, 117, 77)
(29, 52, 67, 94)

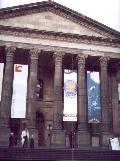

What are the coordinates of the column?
(51, 51, 65, 146)
(27, 48, 39, 125)
(0, 46, 16, 143)
(117, 61, 120, 102)
(112, 64, 119, 134)
(27, 48, 39, 144)
(100, 56, 112, 146)
(76, 54, 90, 147)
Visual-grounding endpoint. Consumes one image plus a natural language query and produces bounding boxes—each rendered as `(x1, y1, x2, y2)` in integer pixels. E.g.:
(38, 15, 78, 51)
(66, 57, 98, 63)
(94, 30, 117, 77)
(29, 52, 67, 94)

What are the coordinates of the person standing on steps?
(9, 132, 15, 148)
(30, 134, 34, 149)
(21, 128, 29, 148)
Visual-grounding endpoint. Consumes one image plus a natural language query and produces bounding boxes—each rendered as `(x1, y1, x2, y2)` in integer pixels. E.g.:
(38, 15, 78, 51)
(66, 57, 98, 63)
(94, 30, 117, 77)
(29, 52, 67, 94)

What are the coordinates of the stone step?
(0, 147, 120, 160)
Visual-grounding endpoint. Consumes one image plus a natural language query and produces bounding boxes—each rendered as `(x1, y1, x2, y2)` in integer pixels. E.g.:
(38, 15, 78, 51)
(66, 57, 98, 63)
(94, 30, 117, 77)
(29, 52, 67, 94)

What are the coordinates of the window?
(36, 79, 43, 100)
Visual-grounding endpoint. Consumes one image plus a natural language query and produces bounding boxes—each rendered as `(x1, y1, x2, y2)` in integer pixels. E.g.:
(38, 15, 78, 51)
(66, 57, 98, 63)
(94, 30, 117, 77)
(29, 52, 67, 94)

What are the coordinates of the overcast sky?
(0, 0, 120, 32)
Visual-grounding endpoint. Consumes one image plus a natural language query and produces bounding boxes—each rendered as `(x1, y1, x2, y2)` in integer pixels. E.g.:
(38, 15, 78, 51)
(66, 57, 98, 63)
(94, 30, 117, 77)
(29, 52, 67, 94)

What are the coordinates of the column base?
(51, 130, 66, 147)
(76, 130, 90, 148)
(101, 132, 113, 148)
(0, 126, 10, 146)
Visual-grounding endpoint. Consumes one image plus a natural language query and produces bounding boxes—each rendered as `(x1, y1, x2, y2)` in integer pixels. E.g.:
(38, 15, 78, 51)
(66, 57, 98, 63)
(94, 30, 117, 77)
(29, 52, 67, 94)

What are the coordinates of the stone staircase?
(0, 147, 120, 161)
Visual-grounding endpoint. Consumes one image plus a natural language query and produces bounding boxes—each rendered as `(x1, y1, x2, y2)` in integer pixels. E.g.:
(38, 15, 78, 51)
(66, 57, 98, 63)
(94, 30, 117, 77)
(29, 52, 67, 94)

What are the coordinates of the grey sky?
(0, 0, 120, 31)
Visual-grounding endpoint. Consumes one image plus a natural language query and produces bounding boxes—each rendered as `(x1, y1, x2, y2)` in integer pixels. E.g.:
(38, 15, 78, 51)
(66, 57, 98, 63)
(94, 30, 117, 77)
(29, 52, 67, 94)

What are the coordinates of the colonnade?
(0, 45, 119, 147)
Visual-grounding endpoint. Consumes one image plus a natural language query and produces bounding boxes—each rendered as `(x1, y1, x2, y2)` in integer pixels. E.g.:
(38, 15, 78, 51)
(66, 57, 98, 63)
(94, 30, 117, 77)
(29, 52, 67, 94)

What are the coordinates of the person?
(30, 134, 34, 149)
(9, 132, 15, 148)
(110, 137, 120, 150)
(69, 132, 72, 148)
(14, 134, 17, 146)
(21, 128, 29, 148)
(72, 132, 76, 148)
(69, 131, 76, 148)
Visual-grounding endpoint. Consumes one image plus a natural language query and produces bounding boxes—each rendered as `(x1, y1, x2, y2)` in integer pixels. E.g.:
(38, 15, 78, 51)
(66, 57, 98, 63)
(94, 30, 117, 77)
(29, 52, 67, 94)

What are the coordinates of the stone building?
(0, 0, 120, 148)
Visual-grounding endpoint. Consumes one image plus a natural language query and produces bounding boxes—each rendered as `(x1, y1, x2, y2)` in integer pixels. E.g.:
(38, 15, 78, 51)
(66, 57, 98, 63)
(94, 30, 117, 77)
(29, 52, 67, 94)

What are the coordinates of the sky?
(0, 0, 120, 32)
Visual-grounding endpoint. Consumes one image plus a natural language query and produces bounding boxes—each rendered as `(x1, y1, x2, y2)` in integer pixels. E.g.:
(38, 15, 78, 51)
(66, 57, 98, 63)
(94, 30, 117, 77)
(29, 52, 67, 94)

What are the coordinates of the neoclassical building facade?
(0, 0, 120, 148)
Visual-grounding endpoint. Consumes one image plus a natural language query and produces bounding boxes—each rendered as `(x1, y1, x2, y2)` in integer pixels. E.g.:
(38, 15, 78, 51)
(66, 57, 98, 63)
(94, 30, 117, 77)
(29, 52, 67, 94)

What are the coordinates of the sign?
(87, 71, 101, 123)
(63, 69, 77, 121)
(0, 63, 4, 101)
(110, 138, 120, 150)
(11, 64, 28, 118)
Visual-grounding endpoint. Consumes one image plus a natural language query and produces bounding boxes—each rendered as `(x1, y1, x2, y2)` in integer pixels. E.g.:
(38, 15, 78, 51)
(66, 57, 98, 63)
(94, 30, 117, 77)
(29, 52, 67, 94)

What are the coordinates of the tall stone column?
(0, 46, 16, 144)
(117, 59, 120, 104)
(117, 63, 120, 133)
(117, 62, 120, 102)
(76, 54, 90, 147)
(112, 66, 119, 134)
(27, 48, 39, 144)
(51, 51, 65, 147)
(100, 56, 112, 147)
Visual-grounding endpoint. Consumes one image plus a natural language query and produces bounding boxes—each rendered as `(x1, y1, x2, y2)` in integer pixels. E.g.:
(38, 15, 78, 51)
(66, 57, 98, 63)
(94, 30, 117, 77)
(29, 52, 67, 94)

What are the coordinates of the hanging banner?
(118, 83, 120, 101)
(0, 63, 4, 101)
(63, 69, 77, 121)
(11, 64, 28, 118)
(87, 71, 101, 123)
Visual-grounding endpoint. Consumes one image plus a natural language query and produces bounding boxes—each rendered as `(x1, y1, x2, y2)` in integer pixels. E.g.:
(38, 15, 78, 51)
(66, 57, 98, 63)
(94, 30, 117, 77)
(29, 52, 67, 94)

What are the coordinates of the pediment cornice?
(0, 1, 120, 39)
(0, 25, 120, 48)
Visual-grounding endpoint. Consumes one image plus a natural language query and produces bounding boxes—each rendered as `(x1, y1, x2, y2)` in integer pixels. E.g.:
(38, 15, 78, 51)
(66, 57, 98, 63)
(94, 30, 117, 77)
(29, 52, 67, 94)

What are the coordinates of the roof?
(0, 0, 120, 39)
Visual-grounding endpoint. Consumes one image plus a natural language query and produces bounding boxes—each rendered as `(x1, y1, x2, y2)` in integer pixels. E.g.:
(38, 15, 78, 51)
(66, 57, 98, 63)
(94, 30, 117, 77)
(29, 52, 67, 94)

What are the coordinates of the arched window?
(36, 79, 44, 100)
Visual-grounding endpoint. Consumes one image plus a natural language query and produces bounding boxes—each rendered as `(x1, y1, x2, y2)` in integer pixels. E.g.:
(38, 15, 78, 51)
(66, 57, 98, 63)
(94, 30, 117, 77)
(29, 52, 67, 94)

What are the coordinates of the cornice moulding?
(0, 25, 120, 48)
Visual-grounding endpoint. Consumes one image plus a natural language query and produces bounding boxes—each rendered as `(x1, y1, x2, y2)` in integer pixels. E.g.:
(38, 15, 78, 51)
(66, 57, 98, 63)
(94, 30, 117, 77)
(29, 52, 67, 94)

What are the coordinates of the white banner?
(118, 83, 120, 101)
(63, 69, 77, 121)
(11, 64, 28, 118)
(0, 63, 4, 101)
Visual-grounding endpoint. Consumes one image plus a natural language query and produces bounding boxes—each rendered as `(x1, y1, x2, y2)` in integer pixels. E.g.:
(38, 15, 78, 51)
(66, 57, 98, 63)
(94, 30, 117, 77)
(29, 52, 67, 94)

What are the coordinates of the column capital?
(77, 54, 87, 65)
(53, 51, 65, 62)
(5, 46, 16, 57)
(117, 61, 120, 81)
(77, 55, 87, 70)
(99, 56, 110, 67)
(29, 48, 40, 60)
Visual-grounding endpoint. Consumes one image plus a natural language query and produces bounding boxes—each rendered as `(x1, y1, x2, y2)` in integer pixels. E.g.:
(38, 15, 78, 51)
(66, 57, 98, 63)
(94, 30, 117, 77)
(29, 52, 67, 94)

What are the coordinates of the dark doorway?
(36, 111, 45, 146)
(9, 118, 20, 145)
(64, 122, 77, 148)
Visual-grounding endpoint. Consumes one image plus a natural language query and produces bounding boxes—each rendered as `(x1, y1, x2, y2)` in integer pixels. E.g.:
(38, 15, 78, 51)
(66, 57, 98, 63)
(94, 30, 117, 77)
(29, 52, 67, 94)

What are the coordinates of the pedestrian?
(9, 132, 15, 148)
(30, 134, 34, 149)
(21, 128, 29, 148)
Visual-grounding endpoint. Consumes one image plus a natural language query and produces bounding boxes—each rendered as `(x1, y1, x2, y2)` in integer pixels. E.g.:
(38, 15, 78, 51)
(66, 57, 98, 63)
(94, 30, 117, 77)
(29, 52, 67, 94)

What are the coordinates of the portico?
(0, 0, 120, 148)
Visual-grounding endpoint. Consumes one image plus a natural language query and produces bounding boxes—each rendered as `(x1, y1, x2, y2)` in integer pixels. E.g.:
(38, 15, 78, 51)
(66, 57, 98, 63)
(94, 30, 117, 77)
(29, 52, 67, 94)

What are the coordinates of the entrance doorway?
(64, 122, 77, 148)
(9, 118, 20, 145)
(36, 111, 45, 146)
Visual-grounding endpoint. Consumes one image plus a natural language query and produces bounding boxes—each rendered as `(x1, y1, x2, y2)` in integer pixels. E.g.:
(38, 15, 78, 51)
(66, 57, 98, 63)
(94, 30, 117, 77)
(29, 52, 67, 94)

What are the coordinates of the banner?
(11, 64, 28, 118)
(0, 63, 4, 101)
(63, 69, 77, 121)
(118, 83, 120, 101)
(87, 71, 101, 123)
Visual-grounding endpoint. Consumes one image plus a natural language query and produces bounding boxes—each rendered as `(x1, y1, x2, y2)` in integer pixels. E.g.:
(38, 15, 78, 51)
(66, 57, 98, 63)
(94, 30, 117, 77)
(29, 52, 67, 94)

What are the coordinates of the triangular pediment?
(0, 12, 108, 38)
(0, 1, 120, 39)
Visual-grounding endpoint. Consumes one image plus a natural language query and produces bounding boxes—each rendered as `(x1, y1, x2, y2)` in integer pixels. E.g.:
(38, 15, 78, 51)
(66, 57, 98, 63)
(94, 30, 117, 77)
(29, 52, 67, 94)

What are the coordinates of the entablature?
(0, 25, 120, 48)
(0, 41, 120, 59)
